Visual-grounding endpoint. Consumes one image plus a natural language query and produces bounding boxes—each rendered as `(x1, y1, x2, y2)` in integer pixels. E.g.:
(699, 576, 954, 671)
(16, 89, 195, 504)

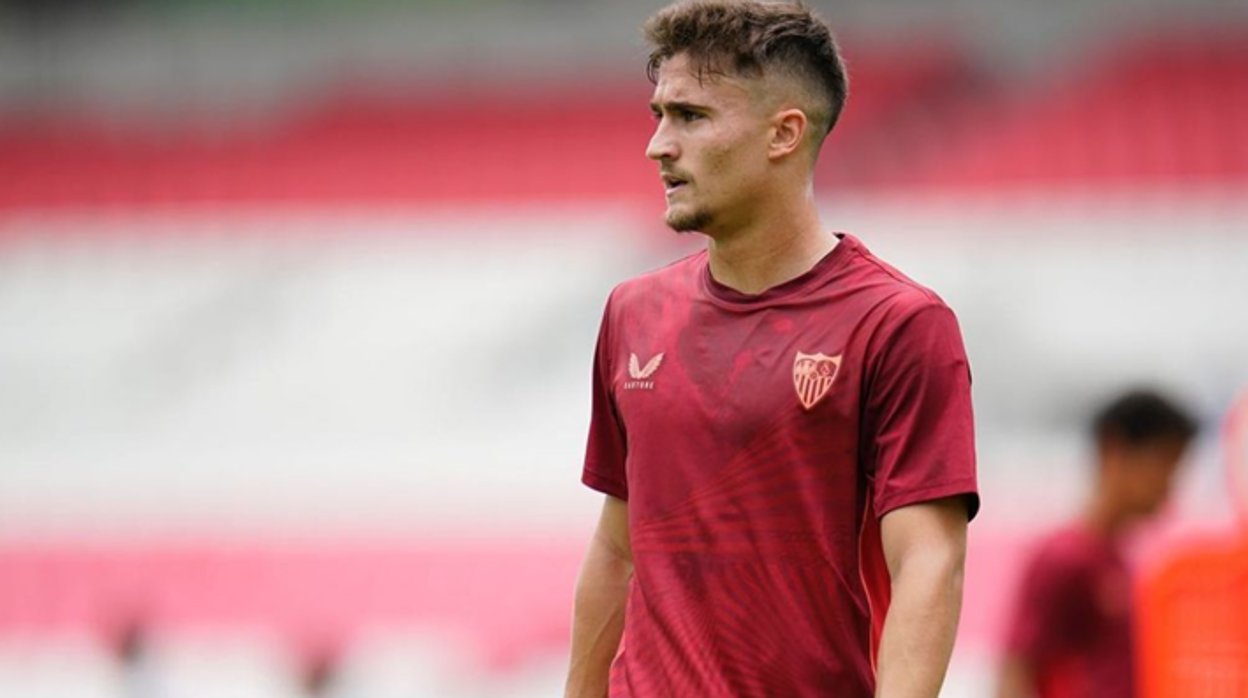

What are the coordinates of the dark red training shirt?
(582, 233, 979, 697)
(1005, 524, 1136, 698)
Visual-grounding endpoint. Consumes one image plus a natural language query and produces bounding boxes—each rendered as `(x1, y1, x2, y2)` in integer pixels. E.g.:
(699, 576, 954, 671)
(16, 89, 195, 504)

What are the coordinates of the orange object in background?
(1138, 392, 1248, 698)
(1137, 534, 1248, 698)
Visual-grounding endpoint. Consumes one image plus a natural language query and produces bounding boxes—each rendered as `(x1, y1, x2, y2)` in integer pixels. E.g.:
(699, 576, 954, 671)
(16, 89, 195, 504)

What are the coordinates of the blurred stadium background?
(1, 0, 1246, 695)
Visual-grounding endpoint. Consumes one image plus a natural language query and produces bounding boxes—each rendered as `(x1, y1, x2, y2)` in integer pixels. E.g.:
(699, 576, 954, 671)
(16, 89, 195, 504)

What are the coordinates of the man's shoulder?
(839, 234, 950, 318)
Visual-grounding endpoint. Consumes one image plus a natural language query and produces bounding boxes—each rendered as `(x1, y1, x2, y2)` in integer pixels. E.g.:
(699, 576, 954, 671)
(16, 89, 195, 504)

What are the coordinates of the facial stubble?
(665, 206, 713, 233)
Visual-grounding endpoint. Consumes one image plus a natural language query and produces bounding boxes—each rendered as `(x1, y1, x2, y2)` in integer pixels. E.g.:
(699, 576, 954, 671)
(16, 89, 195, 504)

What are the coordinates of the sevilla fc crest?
(793, 352, 842, 410)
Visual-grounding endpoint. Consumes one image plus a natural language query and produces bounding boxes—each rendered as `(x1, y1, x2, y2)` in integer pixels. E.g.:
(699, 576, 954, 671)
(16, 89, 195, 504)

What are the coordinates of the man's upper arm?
(594, 494, 632, 564)
(583, 292, 630, 500)
(880, 496, 969, 578)
(864, 300, 979, 522)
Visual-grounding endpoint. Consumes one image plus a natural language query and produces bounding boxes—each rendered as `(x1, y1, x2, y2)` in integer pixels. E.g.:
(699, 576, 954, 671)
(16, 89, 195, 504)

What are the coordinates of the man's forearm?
(564, 536, 633, 698)
(875, 550, 965, 697)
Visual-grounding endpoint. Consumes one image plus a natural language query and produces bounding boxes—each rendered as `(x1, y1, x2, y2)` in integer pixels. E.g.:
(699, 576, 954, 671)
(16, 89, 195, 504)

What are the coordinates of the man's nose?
(646, 120, 677, 161)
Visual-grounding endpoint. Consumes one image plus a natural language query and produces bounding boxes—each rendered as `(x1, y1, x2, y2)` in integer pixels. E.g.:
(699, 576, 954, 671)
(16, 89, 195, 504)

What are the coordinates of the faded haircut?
(643, 0, 849, 147)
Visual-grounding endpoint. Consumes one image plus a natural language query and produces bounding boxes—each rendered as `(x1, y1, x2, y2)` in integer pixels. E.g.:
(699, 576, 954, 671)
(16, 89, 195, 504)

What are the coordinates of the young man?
(565, 2, 979, 696)
(997, 390, 1197, 698)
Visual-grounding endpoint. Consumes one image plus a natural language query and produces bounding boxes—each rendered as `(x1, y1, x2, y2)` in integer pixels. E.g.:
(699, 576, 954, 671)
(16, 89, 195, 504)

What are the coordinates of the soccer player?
(564, 2, 979, 696)
(996, 389, 1197, 698)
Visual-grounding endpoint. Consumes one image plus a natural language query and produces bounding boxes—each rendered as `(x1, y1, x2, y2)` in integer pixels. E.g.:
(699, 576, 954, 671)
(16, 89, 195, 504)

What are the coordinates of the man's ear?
(768, 108, 808, 160)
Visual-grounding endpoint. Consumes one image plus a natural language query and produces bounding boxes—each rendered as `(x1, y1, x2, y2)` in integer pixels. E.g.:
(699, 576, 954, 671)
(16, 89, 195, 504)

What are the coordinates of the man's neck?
(704, 198, 834, 296)
(1083, 490, 1133, 541)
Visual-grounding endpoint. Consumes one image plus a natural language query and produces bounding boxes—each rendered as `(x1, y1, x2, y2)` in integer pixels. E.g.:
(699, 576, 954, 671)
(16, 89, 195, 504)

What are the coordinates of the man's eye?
(680, 110, 702, 122)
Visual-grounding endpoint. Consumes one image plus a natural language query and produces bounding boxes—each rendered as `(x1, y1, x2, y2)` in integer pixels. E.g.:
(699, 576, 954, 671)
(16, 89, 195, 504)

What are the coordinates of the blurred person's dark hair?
(1092, 388, 1198, 450)
(643, 0, 849, 147)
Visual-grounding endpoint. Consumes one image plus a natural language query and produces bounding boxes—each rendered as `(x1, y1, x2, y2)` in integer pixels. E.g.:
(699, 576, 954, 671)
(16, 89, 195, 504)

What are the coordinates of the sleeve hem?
(582, 467, 628, 501)
(876, 479, 980, 522)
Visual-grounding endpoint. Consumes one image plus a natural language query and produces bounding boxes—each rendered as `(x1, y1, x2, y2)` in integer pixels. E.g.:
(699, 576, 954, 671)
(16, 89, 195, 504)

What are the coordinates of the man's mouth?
(662, 174, 689, 193)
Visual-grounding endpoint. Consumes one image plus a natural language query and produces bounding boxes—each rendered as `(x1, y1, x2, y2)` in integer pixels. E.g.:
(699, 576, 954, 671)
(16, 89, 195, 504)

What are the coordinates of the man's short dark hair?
(643, 0, 849, 145)
(1093, 388, 1198, 449)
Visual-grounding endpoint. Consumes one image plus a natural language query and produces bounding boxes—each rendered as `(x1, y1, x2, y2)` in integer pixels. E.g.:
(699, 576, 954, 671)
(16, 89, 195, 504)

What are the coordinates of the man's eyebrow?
(649, 100, 711, 113)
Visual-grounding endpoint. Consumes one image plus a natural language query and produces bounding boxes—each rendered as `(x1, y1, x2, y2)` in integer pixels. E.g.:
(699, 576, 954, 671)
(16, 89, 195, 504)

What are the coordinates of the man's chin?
(664, 206, 711, 233)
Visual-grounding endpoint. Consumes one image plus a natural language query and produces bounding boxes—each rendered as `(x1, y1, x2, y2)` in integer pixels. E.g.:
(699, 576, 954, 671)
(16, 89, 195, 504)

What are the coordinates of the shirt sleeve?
(864, 300, 979, 520)
(581, 294, 629, 500)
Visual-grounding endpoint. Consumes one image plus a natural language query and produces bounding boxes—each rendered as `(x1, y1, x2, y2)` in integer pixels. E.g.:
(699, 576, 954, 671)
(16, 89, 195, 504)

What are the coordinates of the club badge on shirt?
(624, 352, 664, 390)
(793, 352, 842, 410)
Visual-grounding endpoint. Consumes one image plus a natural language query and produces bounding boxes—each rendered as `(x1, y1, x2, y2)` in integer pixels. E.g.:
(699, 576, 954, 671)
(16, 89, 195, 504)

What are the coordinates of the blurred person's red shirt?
(1004, 524, 1135, 698)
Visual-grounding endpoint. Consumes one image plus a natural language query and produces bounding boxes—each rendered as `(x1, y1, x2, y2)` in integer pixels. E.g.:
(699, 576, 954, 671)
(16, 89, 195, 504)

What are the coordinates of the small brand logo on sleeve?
(793, 352, 841, 410)
(624, 352, 664, 390)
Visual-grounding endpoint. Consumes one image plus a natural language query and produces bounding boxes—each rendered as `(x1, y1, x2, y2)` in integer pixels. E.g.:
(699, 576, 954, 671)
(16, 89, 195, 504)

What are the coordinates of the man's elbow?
(592, 526, 634, 570)
(577, 529, 635, 595)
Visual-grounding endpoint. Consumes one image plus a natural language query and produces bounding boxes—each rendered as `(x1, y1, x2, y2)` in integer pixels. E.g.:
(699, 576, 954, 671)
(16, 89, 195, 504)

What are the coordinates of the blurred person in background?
(299, 651, 342, 698)
(114, 618, 161, 698)
(996, 388, 1198, 698)
(565, 1, 978, 696)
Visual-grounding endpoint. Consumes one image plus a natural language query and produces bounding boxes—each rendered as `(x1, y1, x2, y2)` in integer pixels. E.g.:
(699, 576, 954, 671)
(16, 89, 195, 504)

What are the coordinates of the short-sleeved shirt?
(581, 233, 979, 697)
(1004, 525, 1135, 698)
